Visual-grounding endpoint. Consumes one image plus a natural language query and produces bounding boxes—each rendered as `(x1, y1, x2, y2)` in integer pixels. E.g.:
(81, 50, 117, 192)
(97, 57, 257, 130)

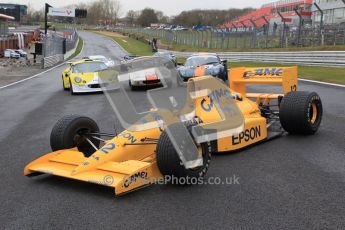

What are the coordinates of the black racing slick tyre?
(156, 124, 211, 182)
(50, 115, 100, 157)
(129, 81, 137, 91)
(279, 91, 323, 135)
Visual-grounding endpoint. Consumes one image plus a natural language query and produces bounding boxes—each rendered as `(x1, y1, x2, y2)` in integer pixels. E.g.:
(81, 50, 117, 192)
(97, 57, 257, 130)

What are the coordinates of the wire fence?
(115, 23, 345, 50)
(65, 29, 79, 52)
(42, 29, 79, 57)
(42, 34, 64, 57)
(42, 29, 79, 68)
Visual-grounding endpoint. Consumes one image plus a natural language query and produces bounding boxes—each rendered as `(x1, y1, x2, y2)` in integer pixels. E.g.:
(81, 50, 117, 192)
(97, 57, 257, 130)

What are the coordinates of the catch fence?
(42, 29, 78, 68)
(116, 24, 345, 50)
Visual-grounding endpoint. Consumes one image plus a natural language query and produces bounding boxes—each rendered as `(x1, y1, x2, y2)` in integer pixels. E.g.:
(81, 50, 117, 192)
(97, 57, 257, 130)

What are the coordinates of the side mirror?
(221, 59, 227, 66)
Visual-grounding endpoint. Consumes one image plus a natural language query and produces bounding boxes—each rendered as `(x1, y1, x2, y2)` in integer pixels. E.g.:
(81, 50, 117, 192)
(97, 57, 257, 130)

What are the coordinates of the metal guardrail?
(163, 50, 345, 67)
(43, 54, 64, 68)
(42, 34, 64, 58)
(41, 30, 78, 68)
(42, 35, 64, 69)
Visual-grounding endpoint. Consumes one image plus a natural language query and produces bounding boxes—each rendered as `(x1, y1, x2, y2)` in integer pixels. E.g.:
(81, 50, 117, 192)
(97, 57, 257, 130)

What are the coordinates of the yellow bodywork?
(62, 59, 103, 89)
(25, 66, 298, 196)
(25, 128, 162, 195)
(230, 66, 298, 95)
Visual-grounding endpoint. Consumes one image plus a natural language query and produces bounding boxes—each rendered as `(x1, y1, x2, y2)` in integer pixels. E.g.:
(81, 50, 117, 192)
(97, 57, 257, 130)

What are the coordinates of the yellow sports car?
(62, 59, 108, 94)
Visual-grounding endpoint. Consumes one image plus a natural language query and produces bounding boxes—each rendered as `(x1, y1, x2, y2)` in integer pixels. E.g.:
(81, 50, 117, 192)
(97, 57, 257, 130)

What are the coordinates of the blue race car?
(178, 54, 228, 82)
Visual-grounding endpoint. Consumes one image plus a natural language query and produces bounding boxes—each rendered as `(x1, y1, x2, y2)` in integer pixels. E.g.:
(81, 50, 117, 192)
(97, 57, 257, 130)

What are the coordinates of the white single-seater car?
(84, 55, 115, 67)
(128, 67, 162, 90)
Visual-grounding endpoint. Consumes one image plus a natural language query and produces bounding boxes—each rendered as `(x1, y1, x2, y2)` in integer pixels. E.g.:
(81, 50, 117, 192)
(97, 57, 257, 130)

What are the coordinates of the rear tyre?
(50, 115, 100, 157)
(129, 81, 137, 91)
(220, 70, 228, 83)
(156, 124, 211, 183)
(279, 91, 322, 135)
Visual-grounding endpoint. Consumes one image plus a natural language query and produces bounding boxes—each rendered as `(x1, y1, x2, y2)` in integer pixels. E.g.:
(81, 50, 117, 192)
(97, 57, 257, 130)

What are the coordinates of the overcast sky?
(2, 0, 275, 16)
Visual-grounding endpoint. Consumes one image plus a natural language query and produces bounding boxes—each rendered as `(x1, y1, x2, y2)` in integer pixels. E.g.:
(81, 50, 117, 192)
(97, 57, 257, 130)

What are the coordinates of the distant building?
(0, 3, 27, 22)
(312, 0, 345, 24)
(0, 13, 14, 35)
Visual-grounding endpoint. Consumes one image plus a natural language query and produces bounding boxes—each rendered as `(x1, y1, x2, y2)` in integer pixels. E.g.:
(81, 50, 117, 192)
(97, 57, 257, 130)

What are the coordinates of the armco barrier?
(43, 54, 64, 68)
(163, 50, 345, 67)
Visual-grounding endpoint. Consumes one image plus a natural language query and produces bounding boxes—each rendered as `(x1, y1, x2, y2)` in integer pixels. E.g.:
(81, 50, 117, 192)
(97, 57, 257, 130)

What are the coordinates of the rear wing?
(229, 66, 298, 96)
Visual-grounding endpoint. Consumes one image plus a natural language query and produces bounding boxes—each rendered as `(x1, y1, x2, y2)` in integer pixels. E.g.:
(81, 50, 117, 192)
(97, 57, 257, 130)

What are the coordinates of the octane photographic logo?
(99, 57, 245, 169)
(122, 174, 241, 186)
(161, 174, 241, 186)
(103, 175, 114, 186)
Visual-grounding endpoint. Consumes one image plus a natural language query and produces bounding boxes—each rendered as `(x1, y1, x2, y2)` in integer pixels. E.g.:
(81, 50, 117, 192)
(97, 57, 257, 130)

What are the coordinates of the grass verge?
(164, 42, 345, 53)
(94, 31, 152, 56)
(94, 31, 344, 85)
(66, 36, 84, 61)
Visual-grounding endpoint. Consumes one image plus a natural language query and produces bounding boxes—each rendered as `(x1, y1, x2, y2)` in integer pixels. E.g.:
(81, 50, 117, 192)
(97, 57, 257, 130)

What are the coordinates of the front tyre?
(50, 115, 100, 157)
(129, 80, 137, 91)
(62, 75, 69, 90)
(69, 80, 76, 95)
(220, 70, 228, 83)
(156, 124, 211, 182)
(279, 91, 323, 135)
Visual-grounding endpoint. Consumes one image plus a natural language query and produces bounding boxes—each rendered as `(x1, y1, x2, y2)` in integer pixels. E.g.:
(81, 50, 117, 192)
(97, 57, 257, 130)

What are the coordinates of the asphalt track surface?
(1, 31, 345, 229)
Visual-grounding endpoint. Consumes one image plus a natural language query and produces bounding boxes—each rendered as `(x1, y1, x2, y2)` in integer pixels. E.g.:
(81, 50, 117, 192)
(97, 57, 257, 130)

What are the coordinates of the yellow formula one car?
(25, 59, 323, 196)
(62, 59, 108, 94)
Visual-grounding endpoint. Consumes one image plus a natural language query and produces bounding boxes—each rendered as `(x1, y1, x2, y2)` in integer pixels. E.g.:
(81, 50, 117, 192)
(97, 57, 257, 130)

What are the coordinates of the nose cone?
(71, 141, 119, 176)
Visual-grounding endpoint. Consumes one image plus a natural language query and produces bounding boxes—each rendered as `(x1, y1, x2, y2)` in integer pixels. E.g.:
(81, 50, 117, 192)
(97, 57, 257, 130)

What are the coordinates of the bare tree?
(109, 0, 121, 24)
(173, 8, 255, 27)
(126, 10, 139, 26)
(156, 11, 169, 24)
(32, 7, 44, 23)
(25, 1, 251, 28)
(98, 0, 121, 25)
(137, 8, 159, 27)
(86, 1, 101, 25)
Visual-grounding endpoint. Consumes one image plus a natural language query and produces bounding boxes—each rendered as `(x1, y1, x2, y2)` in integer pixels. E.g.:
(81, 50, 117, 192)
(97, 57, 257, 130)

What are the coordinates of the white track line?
(299, 78, 345, 88)
(0, 36, 84, 90)
(0, 62, 66, 90)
